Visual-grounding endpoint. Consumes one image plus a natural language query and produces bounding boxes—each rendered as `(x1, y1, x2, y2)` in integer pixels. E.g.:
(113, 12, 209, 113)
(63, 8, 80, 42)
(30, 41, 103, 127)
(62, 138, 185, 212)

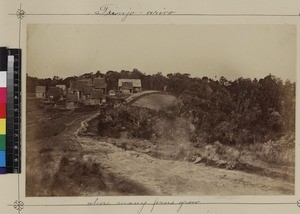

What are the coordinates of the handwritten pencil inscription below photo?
(26, 24, 296, 197)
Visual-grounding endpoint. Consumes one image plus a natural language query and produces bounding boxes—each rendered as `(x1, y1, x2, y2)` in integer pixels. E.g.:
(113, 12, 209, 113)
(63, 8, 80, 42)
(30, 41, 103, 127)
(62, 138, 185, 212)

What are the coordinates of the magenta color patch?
(0, 88, 6, 103)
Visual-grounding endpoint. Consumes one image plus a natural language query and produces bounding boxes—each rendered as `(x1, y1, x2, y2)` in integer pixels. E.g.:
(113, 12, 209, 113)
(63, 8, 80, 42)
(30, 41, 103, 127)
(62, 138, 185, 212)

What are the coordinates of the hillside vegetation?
(27, 69, 295, 193)
(85, 72, 295, 181)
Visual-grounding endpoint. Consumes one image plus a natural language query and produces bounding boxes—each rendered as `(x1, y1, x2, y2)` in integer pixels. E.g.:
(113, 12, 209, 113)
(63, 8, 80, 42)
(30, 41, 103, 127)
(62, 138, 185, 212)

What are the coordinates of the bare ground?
(26, 103, 294, 196)
(78, 136, 294, 196)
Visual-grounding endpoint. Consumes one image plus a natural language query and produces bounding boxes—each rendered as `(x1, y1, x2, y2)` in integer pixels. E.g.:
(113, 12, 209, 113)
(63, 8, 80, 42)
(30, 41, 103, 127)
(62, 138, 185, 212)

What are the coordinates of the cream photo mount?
(4, 1, 300, 214)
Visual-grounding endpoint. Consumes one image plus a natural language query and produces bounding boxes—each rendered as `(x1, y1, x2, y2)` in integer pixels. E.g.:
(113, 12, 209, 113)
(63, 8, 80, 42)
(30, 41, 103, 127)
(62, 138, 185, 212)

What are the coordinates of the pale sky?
(27, 24, 296, 81)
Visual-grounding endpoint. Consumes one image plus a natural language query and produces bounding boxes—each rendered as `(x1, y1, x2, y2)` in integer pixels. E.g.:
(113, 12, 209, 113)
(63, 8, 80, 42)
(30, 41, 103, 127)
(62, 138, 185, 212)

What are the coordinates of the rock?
(193, 157, 202, 164)
(220, 174, 227, 179)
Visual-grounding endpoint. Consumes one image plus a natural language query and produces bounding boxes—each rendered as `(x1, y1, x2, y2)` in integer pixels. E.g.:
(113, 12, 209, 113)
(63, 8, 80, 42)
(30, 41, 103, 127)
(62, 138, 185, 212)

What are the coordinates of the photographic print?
(26, 24, 296, 196)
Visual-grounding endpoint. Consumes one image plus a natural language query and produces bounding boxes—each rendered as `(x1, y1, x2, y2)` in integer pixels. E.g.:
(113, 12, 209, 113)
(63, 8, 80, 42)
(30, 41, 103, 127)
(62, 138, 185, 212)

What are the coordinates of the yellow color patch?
(0, 119, 6, 135)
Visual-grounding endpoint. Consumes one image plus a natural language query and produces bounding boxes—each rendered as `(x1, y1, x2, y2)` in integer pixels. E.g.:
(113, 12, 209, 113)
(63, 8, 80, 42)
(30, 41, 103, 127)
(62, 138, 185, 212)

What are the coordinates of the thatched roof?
(118, 79, 141, 87)
(91, 89, 103, 99)
(121, 82, 133, 90)
(83, 84, 93, 95)
(71, 79, 92, 91)
(108, 90, 116, 95)
(94, 78, 106, 89)
(77, 79, 92, 91)
(35, 86, 46, 93)
(48, 86, 61, 97)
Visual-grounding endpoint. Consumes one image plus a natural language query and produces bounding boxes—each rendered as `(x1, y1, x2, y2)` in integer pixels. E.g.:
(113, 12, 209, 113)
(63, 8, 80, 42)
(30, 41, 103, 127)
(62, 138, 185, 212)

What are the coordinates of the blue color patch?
(0, 167, 5, 174)
(0, 151, 5, 167)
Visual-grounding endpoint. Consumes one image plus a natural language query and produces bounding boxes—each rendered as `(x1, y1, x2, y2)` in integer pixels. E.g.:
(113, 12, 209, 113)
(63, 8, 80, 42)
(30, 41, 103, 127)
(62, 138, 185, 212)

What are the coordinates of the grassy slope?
(105, 93, 295, 183)
(131, 93, 177, 111)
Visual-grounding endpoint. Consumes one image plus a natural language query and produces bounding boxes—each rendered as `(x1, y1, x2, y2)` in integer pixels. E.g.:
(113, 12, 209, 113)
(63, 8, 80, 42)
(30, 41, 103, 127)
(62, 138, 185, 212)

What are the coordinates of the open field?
(131, 93, 177, 111)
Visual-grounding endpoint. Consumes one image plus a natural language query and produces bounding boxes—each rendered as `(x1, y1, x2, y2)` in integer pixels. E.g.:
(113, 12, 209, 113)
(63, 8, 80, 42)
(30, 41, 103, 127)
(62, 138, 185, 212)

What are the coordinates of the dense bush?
(171, 74, 295, 147)
(97, 105, 158, 139)
(29, 70, 294, 148)
(93, 72, 295, 149)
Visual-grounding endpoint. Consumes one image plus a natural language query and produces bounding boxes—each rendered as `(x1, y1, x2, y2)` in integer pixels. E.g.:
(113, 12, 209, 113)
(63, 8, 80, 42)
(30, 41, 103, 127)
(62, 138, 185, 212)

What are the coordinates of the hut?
(35, 86, 46, 99)
(56, 85, 67, 95)
(83, 84, 93, 95)
(70, 79, 93, 101)
(70, 79, 92, 91)
(108, 90, 116, 96)
(93, 78, 107, 94)
(118, 79, 142, 93)
(66, 92, 79, 109)
(121, 82, 133, 94)
(48, 86, 61, 101)
(89, 89, 103, 105)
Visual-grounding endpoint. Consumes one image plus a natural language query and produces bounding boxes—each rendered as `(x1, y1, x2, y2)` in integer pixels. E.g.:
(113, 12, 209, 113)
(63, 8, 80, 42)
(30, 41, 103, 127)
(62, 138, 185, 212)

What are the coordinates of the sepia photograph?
(26, 24, 296, 196)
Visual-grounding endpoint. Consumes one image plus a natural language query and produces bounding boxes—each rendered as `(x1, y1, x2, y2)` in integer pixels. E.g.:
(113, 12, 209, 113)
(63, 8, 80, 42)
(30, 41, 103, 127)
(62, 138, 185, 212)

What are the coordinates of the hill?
(129, 92, 177, 111)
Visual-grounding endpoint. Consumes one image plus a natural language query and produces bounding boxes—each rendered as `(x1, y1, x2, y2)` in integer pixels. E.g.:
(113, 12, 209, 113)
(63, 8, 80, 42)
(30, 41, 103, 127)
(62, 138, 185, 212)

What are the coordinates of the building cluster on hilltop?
(35, 78, 142, 109)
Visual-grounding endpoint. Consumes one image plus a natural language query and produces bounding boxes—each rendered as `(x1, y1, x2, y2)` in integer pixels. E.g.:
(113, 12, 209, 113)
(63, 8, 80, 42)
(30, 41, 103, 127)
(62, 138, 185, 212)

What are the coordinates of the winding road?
(66, 112, 295, 196)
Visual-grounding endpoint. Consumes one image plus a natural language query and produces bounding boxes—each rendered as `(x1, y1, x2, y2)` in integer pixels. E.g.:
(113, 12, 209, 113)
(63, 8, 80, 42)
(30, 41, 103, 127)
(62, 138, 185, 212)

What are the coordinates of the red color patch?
(0, 103, 6, 118)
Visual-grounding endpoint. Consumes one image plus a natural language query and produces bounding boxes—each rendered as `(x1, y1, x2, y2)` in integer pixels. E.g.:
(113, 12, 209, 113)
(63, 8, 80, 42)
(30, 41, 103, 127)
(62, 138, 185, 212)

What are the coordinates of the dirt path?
(29, 109, 292, 196)
(77, 136, 294, 196)
(26, 100, 295, 197)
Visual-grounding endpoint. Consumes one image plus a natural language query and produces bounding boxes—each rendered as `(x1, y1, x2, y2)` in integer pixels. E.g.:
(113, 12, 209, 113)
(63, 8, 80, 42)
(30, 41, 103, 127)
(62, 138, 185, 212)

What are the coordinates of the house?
(70, 79, 93, 101)
(69, 81, 78, 92)
(66, 92, 79, 102)
(121, 82, 133, 94)
(108, 90, 116, 96)
(81, 83, 92, 104)
(77, 79, 92, 92)
(118, 79, 142, 94)
(93, 78, 107, 94)
(91, 89, 103, 99)
(35, 86, 46, 99)
(70, 79, 92, 92)
(48, 86, 62, 101)
(56, 85, 66, 91)
(68, 78, 107, 105)
(89, 89, 103, 105)
(56, 85, 67, 95)
(66, 92, 79, 109)
(83, 84, 93, 95)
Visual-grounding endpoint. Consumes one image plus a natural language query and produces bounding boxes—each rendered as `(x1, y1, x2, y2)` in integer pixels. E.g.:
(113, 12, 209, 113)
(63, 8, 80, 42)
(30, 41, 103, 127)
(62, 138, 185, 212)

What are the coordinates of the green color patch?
(0, 135, 5, 150)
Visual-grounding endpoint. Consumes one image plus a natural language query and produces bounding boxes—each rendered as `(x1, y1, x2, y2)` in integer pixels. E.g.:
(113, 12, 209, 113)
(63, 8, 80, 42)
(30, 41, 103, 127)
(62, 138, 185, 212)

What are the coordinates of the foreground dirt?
(78, 136, 294, 196)
(26, 105, 294, 196)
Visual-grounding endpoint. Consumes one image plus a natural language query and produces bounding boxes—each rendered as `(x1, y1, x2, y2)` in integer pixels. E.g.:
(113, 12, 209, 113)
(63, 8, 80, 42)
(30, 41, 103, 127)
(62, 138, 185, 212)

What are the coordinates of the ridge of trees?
(27, 69, 295, 145)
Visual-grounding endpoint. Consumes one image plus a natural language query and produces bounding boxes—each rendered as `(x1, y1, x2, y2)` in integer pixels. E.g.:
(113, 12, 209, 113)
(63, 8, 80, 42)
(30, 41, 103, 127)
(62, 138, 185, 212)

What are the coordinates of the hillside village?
(34, 77, 143, 109)
(26, 71, 295, 196)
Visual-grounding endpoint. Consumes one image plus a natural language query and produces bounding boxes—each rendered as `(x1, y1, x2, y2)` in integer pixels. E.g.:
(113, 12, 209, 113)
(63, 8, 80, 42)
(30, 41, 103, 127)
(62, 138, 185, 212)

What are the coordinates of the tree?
(120, 70, 130, 78)
(95, 70, 105, 78)
(131, 68, 143, 79)
(105, 70, 120, 91)
(26, 74, 39, 93)
(150, 72, 167, 90)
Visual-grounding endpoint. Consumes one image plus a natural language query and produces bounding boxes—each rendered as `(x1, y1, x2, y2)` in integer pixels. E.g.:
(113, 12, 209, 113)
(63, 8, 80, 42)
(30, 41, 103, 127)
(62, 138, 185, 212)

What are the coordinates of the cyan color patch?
(0, 151, 5, 167)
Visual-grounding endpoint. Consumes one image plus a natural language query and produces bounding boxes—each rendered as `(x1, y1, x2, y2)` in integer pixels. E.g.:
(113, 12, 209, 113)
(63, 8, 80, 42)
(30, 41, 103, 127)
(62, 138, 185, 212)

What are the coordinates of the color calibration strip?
(0, 47, 21, 174)
(0, 48, 7, 174)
